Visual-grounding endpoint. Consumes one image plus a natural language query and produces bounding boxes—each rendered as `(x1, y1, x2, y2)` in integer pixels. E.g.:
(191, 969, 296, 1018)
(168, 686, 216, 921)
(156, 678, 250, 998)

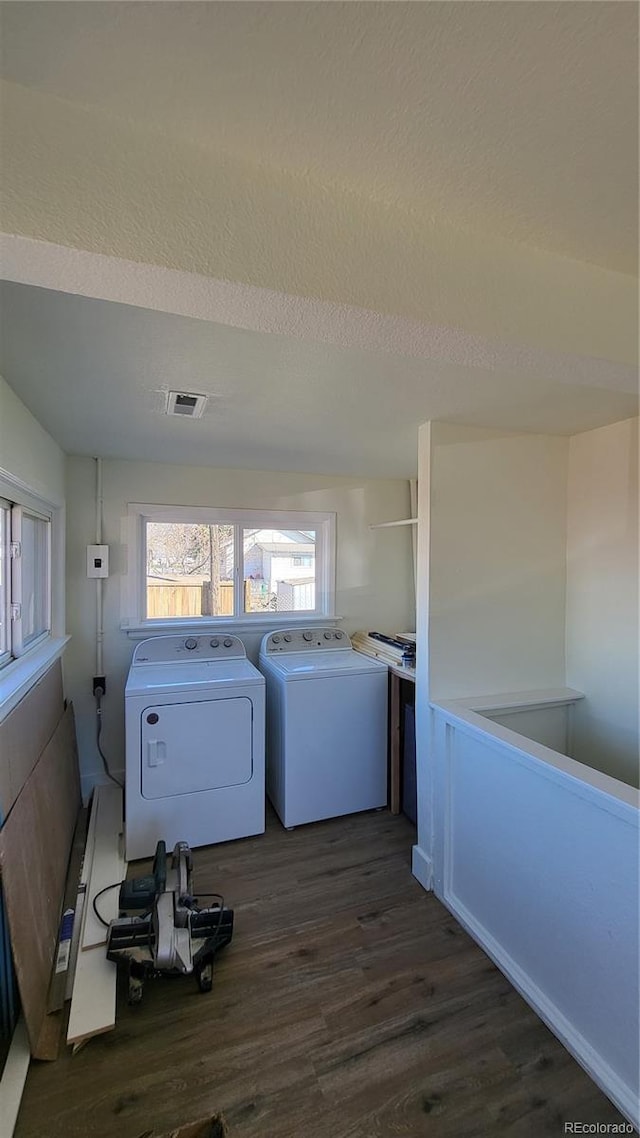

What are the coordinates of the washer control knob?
(335, 631, 344, 639)
(272, 635, 281, 644)
(324, 632, 332, 640)
(302, 631, 313, 642)
(209, 638, 219, 648)
(283, 634, 292, 643)
(223, 638, 233, 648)
(185, 637, 198, 650)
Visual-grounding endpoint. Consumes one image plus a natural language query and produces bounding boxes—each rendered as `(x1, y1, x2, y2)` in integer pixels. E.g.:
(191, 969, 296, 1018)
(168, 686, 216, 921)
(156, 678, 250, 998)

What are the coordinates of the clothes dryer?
(125, 634, 265, 859)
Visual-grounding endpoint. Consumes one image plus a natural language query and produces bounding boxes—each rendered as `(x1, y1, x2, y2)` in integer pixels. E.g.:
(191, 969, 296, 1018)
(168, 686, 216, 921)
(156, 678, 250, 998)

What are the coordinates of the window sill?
(0, 636, 71, 723)
(123, 615, 343, 639)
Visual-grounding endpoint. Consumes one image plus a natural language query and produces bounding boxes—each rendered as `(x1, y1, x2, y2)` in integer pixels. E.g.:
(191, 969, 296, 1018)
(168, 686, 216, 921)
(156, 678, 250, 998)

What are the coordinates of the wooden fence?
(147, 580, 236, 618)
(146, 579, 278, 619)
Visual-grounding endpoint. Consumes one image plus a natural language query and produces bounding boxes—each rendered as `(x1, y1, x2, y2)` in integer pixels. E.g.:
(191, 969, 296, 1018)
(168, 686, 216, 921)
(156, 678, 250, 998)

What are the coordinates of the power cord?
(92, 881, 123, 927)
(95, 692, 123, 788)
(93, 885, 226, 930)
(190, 892, 226, 947)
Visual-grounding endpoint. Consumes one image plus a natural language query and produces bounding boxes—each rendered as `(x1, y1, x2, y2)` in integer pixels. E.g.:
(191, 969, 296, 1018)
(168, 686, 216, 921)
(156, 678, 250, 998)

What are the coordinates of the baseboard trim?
(411, 844, 433, 892)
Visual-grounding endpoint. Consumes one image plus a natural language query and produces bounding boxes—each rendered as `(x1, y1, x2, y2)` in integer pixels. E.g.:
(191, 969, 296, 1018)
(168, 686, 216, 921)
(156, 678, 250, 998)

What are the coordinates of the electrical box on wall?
(87, 544, 109, 578)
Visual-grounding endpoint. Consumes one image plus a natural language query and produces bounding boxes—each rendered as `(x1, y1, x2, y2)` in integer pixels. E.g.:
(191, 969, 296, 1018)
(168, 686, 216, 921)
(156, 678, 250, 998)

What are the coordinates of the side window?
(0, 500, 52, 668)
(0, 500, 10, 667)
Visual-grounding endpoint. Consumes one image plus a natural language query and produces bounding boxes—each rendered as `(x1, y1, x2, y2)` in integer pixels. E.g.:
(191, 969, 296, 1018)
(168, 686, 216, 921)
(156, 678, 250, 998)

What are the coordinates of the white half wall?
(431, 702, 639, 1129)
(65, 455, 415, 794)
(566, 418, 639, 787)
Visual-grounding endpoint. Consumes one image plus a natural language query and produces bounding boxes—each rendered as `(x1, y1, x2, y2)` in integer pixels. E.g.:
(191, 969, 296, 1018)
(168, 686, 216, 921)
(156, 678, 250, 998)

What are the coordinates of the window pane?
(20, 512, 50, 645)
(243, 528, 316, 613)
(145, 522, 235, 619)
(0, 507, 9, 659)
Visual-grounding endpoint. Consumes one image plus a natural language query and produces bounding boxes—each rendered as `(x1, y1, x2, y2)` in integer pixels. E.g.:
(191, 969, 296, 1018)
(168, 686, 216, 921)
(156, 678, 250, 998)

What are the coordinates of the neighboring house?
(243, 530, 316, 610)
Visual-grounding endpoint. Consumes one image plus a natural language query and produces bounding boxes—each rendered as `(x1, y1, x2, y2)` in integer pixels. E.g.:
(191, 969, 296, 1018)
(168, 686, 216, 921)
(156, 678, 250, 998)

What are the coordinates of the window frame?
(10, 503, 52, 657)
(0, 498, 11, 668)
(0, 469, 66, 718)
(124, 503, 337, 631)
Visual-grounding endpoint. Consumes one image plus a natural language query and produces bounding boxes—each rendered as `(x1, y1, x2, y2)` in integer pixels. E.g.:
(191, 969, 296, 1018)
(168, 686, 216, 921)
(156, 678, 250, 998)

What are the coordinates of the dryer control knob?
(283, 634, 292, 642)
(302, 631, 313, 642)
(335, 632, 344, 639)
(272, 635, 281, 644)
(210, 638, 219, 648)
(223, 638, 233, 648)
(185, 637, 198, 650)
(324, 632, 332, 640)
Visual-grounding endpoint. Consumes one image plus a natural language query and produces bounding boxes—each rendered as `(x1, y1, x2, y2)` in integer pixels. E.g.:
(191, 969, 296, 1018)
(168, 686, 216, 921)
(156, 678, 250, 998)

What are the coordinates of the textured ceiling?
(1, 282, 636, 479)
(0, 3, 637, 478)
(1, 1, 637, 274)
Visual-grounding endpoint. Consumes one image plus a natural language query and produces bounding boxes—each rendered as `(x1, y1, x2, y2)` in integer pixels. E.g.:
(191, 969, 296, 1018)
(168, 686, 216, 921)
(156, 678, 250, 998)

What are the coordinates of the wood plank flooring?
(15, 808, 631, 1138)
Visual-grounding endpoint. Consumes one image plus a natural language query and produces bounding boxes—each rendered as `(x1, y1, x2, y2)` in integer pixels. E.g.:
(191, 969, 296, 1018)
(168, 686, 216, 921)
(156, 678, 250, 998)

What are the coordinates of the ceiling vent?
(165, 390, 208, 419)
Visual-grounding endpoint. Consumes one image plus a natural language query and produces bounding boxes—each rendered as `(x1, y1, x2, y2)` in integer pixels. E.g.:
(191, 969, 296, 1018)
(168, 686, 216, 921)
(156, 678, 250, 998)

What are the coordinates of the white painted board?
(81, 785, 125, 951)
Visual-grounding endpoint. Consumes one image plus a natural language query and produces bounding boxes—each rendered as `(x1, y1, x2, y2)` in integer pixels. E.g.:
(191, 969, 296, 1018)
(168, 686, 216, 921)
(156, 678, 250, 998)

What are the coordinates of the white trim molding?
(0, 635, 70, 723)
(121, 503, 336, 629)
(411, 844, 433, 892)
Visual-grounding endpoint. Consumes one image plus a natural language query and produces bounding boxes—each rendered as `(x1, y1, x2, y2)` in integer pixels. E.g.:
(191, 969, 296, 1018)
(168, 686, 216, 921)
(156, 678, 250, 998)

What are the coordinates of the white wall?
(0, 375, 65, 502)
(65, 456, 415, 794)
(483, 705, 573, 755)
(426, 422, 568, 700)
(413, 421, 570, 887)
(566, 418, 639, 787)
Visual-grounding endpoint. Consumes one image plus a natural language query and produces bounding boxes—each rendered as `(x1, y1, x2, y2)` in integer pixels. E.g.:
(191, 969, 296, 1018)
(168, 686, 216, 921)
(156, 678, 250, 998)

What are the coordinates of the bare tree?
(146, 522, 233, 614)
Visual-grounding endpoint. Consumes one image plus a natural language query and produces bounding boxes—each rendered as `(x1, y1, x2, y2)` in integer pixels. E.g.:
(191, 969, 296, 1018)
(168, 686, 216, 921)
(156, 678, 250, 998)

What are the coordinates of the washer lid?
(261, 649, 387, 680)
(126, 657, 264, 696)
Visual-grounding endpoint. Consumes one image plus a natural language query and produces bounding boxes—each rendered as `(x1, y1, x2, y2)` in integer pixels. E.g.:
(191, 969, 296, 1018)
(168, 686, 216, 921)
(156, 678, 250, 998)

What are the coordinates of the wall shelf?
(369, 518, 418, 529)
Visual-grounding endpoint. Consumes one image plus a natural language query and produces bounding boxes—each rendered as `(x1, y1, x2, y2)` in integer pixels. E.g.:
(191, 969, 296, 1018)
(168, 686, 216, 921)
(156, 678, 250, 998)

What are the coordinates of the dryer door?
(141, 696, 253, 799)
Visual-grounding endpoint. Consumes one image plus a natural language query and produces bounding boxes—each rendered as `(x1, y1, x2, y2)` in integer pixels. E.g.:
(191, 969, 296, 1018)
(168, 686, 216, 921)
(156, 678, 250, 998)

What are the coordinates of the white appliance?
(258, 628, 388, 828)
(125, 634, 265, 860)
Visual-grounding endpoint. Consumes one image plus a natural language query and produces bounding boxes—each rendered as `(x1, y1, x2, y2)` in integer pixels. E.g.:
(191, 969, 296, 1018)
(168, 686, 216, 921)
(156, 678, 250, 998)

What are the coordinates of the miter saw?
(106, 840, 234, 1004)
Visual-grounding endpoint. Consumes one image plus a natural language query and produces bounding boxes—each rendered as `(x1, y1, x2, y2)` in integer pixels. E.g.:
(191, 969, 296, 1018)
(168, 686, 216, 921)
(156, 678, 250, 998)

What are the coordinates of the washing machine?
(125, 633, 265, 860)
(258, 628, 388, 828)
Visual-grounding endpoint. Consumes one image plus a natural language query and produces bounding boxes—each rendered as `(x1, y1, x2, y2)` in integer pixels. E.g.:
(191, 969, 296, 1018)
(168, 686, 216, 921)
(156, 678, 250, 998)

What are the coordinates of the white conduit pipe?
(96, 457, 104, 678)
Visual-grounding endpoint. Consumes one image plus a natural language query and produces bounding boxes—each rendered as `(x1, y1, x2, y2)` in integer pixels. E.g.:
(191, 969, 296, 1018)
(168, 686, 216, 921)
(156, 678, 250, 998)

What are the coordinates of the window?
(125, 505, 336, 627)
(0, 497, 52, 669)
(0, 502, 10, 667)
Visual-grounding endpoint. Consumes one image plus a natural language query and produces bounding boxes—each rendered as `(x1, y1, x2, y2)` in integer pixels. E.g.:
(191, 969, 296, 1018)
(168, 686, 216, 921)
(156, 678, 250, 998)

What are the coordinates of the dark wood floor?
(16, 808, 630, 1138)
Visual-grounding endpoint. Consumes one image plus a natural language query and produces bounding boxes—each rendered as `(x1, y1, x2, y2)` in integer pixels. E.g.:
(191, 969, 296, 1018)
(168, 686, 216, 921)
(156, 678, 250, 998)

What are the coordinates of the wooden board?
(65, 943, 118, 1050)
(67, 785, 124, 1049)
(81, 788, 125, 951)
(352, 633, 414, 670)
(0, 660, 63, 822)
(0, 704, 80, 1058)
(47, 808, 88, 1013)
